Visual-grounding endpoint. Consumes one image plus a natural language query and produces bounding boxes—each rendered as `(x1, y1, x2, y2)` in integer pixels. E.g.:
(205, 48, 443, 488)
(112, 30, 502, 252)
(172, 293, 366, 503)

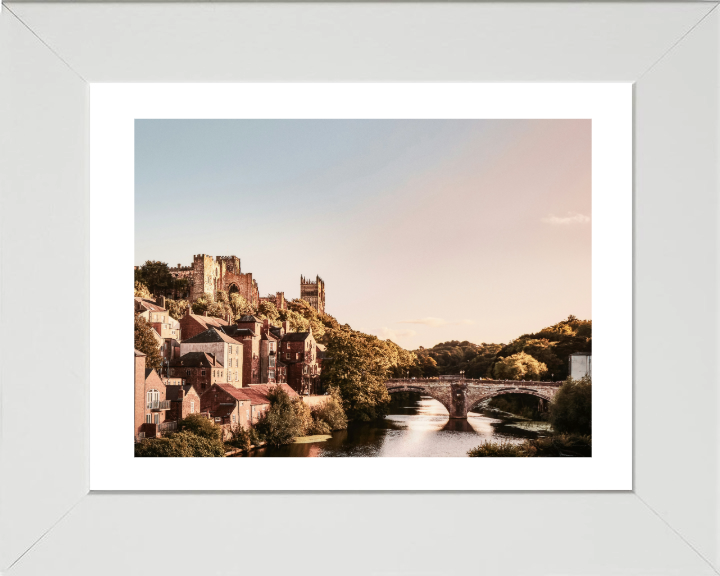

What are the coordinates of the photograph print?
(133, 119, 592, 458)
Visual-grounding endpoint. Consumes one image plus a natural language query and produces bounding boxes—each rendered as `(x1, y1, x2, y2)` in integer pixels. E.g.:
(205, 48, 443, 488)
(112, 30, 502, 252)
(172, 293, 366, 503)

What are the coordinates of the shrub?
(311, 389, 348, 431)
(467, 434, 591, 458)
(549, 376, 592, 435)
(178, 414, 223, 442)
(468, 441, 526, 457)
(307, 419, 332, 435)
(135, 431, 225, 457)
(255, 385, 305, 446)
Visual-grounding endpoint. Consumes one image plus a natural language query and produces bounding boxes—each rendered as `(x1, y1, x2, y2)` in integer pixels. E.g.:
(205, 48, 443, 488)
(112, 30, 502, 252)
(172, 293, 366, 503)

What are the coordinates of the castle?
(169, 255, 325, 313)
(300, 275, 325, 315)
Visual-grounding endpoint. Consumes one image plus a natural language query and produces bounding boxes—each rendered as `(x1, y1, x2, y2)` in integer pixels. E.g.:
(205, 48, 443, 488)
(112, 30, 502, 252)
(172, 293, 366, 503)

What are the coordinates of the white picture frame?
(1, 2, 718, 575)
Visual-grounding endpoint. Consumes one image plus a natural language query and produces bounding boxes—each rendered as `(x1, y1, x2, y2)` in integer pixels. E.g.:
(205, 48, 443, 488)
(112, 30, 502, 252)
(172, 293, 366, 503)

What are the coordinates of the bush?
(311, 389, 348, 431)
(255, 385, 306, 446)
(307, 419, 332, 435)
(178, 414, 223, 442)
(135, 431, 225, 457)
(549, 376, 592, 435)
(467, 434, 591, 458)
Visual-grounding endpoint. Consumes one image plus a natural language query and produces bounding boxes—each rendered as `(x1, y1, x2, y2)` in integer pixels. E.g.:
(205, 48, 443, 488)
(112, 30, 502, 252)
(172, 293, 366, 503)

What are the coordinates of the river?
(247, 394, 547, 457)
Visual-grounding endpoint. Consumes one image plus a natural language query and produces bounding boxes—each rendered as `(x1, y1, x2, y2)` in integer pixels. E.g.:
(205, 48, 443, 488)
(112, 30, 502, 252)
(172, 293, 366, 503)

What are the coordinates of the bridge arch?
(467, 388, 554, 414)
(385, 384, 454, 416)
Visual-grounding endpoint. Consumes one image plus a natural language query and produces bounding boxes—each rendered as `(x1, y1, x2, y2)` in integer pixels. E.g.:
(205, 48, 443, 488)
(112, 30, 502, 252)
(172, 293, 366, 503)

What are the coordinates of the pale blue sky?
(136, 119, 591, 348)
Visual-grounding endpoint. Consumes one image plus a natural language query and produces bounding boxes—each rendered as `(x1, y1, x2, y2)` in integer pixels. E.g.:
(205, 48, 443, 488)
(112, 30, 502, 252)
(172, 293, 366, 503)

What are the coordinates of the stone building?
(179, 328, 244, 387)
(169, 351, 226, 395)
(300, 275, 325, 315)
(280, 326, 321, 394)
(176, 254, 260, 306)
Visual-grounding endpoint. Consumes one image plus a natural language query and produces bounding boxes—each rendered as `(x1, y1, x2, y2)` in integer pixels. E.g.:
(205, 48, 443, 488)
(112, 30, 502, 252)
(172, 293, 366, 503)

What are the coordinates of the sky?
(135, 119, 591, 349)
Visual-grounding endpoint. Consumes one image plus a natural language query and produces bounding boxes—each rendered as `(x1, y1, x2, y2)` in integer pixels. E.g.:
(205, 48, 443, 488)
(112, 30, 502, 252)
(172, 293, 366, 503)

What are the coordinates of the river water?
(248, 394, 544, 458)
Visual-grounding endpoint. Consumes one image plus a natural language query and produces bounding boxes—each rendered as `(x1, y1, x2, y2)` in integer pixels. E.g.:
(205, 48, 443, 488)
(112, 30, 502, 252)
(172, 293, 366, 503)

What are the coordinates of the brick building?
(179, 309, 231, 341)
(300, 275, 325, 315)
(280, 326, 321, 394)
(166, 384, 202, 422)
(134, 349, 172, 440)
(179, 328, 243, 387)
(174, 254, 260, 306)
(169, 351, 225, 395)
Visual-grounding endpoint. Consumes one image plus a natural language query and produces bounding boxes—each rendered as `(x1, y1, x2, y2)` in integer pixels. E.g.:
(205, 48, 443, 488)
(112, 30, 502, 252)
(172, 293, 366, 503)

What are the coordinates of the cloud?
(378, 327, 417, 340)
(541, 212, 591, 225)
(398, 317, 475, 327)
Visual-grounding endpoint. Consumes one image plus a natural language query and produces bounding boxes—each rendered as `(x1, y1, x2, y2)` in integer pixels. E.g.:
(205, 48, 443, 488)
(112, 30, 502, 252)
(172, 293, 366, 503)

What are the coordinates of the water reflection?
(247, 395, 541, 458)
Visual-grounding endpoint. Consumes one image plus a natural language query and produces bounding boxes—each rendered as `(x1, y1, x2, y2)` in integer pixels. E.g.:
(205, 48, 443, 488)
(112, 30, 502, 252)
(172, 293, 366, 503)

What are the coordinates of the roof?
(170, 351, 224, 368)
(184, 313, 230, 330)
(216, 384, 252, 402)
(239, 383, 299, 406)
(315, 343, 326, 351)
(134, 349, 146, 357)
(218, 325, 256, 339)
(238, 314, 262, 323)
(269, 326, 284, 338)
(282, 331, 311, 342)
(276, 360, 287, 368)
(182, 327, 242, 345)
(134, 297, 166, 312)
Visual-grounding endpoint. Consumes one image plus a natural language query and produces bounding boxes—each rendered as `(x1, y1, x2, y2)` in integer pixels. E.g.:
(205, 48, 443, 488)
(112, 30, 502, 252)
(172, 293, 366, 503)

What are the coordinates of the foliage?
(415, 341, 503, 378)
(134, 313, 162, 371)
(230, 293, 253, 319)
(135, 260, 189, 298)
(321, 326, 395, 421)
(178, 413, 224, 442)
(487, 394, 547, 421)
(254, 385, 306, 446)
(493, 351, 547, 381)
(549, 376, 592, 435)
(257, 301, 281, 326)
(228, 425, 263, 452)
(468, 434, 591, 458)
(134, 281, 151, 299)
(165, 298, 189, 321)
(277, 309, 309, 333)
(307, 419, 332, 435)
(191, 291, 233, 320)
(134, 431, 225, 457)
(311, 388, 348, 431)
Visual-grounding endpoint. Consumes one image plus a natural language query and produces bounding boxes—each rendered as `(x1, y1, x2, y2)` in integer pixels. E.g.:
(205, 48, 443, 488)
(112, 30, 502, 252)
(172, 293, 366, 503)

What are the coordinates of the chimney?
(263, 318, 269, 334)
(282, 320, 290, 333)
(185, 306, 190, 317)
(204, 311, 208, 317)
(158, 295, 166, 309)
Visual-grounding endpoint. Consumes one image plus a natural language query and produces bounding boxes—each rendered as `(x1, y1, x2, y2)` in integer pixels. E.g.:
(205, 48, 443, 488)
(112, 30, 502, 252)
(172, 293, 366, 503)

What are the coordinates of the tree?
(493, 351, 547, 381)
(277, 309, 310, 333)
(322, 327, 392, 421)
(311, 388, 348, 431)
(134, 281, 151, 299)
(254, 385, 307, 446)
(230, 293, 253, 318)
(135, 261, 175, 296)
(257, 300, 280, 325)
(165, 298, 189, 320)
(549, 376, 592, 435)
(178, 413, 223, 442)
(134, 313, 162, 371)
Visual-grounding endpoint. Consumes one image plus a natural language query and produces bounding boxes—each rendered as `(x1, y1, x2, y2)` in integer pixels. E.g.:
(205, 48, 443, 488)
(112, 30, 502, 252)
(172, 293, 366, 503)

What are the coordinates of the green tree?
(230, 293, 253, 318)
(165, 298, 189, 321)
(135, 261, 175, 296)
(134, 280, 151, 299)
(322, 327, 392, 421)
(257, 301, 280, 326)
(254, 385, 306, 446)
(493, 351, 547, 381)
(549, 376, 592, 435)
(311, 388, 348, 431)
(134, 313, 162, 371)
(277, 309, 310, 333)
(178, 413, 223, 442)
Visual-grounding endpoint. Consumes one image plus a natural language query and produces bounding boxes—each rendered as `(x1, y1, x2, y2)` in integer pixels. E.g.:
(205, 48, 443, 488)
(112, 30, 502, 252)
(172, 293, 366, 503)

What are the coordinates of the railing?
(158, 421, 177, 433)
(147, 400, 172, 410)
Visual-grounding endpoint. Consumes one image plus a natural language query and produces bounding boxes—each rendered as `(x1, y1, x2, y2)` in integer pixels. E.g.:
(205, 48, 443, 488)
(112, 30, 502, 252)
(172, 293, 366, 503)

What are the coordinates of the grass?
(468, 434, 592, 457)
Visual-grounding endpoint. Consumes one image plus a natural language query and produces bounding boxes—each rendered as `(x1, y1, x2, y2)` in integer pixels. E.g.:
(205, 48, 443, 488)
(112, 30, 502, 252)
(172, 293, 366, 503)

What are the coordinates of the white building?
(569, 352, 592, 380)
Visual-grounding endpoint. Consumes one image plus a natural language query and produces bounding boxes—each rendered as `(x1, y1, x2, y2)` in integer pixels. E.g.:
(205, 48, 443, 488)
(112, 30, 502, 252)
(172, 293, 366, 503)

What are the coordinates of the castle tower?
(191, 254, 218, 302)
(300, 275, 325, 315)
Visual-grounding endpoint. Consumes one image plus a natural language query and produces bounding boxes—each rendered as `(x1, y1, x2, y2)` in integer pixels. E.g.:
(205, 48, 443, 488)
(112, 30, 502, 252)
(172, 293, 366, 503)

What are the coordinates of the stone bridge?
(384, 378, 562, 419)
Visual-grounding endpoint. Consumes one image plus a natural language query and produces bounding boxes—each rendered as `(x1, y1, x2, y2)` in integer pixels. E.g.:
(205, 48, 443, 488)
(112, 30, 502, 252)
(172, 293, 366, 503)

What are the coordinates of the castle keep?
(170, 254, 259, 306)
(300, 275, 325, 315)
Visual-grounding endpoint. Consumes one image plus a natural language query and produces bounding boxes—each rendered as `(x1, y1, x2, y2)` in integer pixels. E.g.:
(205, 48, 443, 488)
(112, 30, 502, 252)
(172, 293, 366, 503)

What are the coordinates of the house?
(169, 351, 226, 395)
(134, 349, 172, 440)
(569, 352, 592, 380)
(179, 308, 231, 340)
(280, 326, 321, 394)
(200, 383, 254, 438)
(238, 383, 299, 424)
(166, 384, 202, 422)
(276, 360, 288, 384)
(179, 328, 243, 387)
(260, 327, 280, 384)
(135, 296, 181, 365)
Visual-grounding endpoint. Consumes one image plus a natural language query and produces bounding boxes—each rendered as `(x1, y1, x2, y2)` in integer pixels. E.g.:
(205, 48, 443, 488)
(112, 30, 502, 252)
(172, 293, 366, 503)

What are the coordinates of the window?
(286, 353, 290, 359)
(202, 370, 206, 376)
(287, 342, 290, 350)
(145, 414, 152, 423)
(232, 414, 236, 423)
(270, 358, 275, 368)
(296, 353, 299, 360)
(154, 414, 159, 424)
(146, 389, 159, 408)
(186, 369, 191, 376)
(190, 401, 195, 414)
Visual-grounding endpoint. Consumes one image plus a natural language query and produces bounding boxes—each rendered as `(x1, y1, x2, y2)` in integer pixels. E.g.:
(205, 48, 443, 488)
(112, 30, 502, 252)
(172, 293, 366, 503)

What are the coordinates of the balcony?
(147, 400, 172, 411)
(158, 421, 177, 433)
